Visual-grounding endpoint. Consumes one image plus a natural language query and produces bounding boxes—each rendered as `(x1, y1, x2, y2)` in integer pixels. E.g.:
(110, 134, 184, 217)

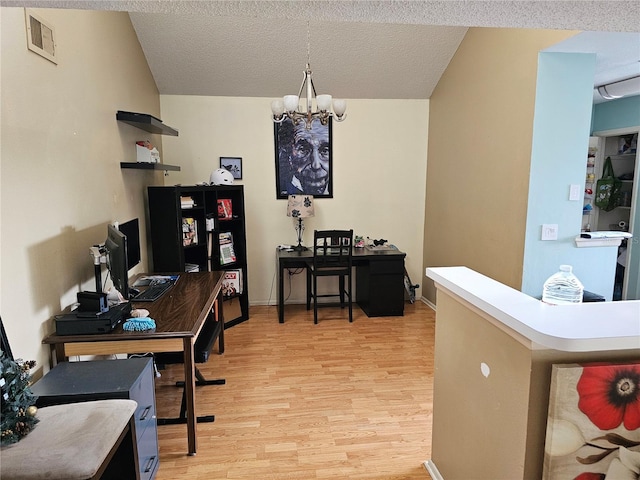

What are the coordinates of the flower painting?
(544, 362, 640, 479)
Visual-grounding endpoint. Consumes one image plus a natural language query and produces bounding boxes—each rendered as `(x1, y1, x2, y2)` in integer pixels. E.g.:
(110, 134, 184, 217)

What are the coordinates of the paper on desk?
(133, 275, 179, 287)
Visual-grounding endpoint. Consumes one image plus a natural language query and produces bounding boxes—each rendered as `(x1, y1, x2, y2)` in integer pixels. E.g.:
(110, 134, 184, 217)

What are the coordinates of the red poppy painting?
(543, 362, 640, 480)
(577, 363, 640, 431)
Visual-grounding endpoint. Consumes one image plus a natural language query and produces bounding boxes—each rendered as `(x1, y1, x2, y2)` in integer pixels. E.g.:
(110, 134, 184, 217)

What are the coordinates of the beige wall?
(159, 96, 429, 304)
(1, 7, 163, 369)
(423, 28, 577, 304)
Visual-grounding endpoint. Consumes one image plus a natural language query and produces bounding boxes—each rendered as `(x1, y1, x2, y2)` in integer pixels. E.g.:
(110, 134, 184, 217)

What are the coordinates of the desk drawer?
(369, 259, 404, 275)
(138, 423, 160, 480)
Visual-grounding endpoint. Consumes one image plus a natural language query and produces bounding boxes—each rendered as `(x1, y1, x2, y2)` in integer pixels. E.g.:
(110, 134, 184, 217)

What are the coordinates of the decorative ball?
(26, 406, 37, 417)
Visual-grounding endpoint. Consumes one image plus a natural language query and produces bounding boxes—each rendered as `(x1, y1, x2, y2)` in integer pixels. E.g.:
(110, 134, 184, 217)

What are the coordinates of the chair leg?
(348, 273, 353, 322)
(306, 268, 312, 310)
(339, 276, 345, 308)
(313, 275, 318, 324)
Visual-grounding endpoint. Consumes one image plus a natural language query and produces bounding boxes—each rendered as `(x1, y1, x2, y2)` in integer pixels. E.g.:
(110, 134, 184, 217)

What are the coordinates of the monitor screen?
(119, 218, 141, 269)
(105, 223, 130, 299)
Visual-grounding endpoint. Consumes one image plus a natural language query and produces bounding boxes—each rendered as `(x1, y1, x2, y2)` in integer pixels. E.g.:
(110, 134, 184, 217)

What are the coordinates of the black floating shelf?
(120, 162, 181, 172)
(116, 111, 179, 136)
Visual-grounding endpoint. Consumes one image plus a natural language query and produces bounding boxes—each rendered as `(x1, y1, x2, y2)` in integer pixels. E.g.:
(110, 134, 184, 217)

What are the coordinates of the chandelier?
(271, 23, 346, 130)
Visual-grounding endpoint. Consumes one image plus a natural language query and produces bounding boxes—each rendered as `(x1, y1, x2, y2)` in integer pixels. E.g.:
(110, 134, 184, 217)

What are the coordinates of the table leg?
(278, 260, 284, 323)
(183, 337, 197, 455)
(216, 298, 224, 354)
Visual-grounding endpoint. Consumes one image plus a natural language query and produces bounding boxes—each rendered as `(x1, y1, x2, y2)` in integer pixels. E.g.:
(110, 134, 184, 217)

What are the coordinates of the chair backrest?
(312, 230, 353, 271)
(0, 316, 14, 360)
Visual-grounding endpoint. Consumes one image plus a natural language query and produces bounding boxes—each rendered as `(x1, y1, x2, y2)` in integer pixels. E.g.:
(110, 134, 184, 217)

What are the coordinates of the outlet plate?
(542, 224, 558, 241)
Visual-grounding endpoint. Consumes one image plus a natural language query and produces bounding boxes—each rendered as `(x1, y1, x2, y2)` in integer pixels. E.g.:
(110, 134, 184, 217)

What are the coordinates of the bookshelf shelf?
(147, 185, 249, 327)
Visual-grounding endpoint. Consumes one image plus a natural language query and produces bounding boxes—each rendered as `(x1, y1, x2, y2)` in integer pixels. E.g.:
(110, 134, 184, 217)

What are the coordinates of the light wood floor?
(154, 301, 435, 479)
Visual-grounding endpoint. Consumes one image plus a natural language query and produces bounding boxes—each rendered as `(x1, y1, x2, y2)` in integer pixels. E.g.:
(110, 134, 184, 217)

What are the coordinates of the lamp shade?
(316, 94, 332, 112)
(333, 99, 347, 117)
(283, 95, 300, 113)
(287, 195, 314, 218)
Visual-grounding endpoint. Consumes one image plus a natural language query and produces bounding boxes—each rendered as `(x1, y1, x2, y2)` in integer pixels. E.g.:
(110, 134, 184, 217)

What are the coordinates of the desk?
(42, 271, 224, 456)
(277, 247, 406, 323)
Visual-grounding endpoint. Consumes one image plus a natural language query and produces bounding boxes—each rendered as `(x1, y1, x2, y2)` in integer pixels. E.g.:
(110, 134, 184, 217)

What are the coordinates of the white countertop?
(426, 266, 640, 352)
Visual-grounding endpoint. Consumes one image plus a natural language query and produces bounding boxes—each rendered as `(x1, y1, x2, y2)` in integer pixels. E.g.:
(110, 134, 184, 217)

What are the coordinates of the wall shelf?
(116, 110, 179, 136)
(120, 162, 181, 172)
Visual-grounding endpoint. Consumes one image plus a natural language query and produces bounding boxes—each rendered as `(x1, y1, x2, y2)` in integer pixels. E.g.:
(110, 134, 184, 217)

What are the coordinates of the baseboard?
(423, 460, 444, 480)
(420, 296, 436, 311)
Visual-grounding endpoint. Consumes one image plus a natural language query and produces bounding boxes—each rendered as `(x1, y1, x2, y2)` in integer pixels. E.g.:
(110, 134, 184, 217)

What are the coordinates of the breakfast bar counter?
(424, 266, 639, 480)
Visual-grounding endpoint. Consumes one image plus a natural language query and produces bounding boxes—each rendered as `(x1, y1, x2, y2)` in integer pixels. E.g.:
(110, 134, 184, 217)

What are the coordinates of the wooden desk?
(42, 271, 224, 456)
(277, 247, 406, 323)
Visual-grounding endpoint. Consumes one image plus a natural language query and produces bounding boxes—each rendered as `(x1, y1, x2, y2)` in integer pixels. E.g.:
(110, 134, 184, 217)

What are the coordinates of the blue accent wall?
(592, 95, 640, 133)
(522, 52, 619, 300)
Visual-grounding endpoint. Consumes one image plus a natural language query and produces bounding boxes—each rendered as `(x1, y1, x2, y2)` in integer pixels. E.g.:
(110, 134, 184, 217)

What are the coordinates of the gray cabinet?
(32, 357, 159, 480)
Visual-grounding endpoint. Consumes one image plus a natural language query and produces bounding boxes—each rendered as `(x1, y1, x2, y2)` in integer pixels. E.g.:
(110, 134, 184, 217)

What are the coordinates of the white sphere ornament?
(210, 168, 234, 185)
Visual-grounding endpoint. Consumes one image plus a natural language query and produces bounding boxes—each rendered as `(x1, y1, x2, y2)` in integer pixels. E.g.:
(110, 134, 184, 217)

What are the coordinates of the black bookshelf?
(147, 185, 249, 327)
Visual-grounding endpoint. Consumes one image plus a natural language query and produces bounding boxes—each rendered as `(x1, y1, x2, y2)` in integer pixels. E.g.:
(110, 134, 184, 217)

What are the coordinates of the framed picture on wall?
(274, 117, 333, 199)
(543, 362, 640, 479)
(220, 157, 242, 180)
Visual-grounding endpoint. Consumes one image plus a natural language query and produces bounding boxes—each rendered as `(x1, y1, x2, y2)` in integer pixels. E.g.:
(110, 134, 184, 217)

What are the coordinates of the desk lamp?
(286, 195, 314, 251)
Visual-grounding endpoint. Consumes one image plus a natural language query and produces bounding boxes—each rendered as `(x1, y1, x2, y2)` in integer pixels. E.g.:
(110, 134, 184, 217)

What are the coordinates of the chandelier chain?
(306, 20, 311, 66)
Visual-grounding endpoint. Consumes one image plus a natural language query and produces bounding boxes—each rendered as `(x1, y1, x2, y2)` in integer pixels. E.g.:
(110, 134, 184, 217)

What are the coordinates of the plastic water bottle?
(542, 265, 584, 305)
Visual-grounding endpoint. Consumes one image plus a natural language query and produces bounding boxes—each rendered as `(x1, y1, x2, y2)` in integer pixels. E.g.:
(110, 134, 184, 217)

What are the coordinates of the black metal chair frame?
(154, 306, 225, 425)
(306, 229, 354, 324)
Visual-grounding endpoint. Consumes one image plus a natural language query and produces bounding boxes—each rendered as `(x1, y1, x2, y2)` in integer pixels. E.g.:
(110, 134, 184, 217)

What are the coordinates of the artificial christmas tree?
(1, 352, 39, 445)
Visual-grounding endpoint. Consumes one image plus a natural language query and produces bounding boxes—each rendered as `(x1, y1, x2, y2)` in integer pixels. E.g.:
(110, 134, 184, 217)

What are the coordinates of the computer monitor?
(105, 223, 130, 299)
(118, 218, 141, 270)
(104, 219, 142, 300)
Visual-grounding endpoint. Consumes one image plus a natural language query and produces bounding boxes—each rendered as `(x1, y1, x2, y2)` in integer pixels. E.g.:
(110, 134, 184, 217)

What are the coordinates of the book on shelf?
(182, 217, 198, 246)
(217, 199, 233, 219)
(222, 269, 243, 297)
(180, 195, 195, 208)
(219, 231, 237, 265)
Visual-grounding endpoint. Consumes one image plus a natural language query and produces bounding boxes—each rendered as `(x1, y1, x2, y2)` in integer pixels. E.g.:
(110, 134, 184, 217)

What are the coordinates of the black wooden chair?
(306, 229, 354, 324)
(154, 305, 225, 425)
(0, 316, 13, 360)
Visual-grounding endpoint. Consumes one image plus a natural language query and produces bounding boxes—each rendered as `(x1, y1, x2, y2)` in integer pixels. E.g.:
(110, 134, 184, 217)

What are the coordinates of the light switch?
(569, 184, 581, 201)
(542, 224, 558, 241)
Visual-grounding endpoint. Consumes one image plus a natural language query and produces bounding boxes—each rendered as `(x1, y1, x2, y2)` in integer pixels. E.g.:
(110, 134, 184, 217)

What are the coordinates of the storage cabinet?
(355, 255, 405, 317)
(147, 185, 249, 326)
(31, 357, 159, 480)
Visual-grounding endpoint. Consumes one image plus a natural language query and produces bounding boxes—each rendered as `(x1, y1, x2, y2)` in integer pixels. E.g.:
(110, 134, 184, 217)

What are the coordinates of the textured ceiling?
(2, 1, 639, 100)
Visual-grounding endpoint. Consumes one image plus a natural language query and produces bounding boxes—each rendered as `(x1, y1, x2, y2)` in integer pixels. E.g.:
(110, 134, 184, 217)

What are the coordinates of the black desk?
(277, 247, 406, 323)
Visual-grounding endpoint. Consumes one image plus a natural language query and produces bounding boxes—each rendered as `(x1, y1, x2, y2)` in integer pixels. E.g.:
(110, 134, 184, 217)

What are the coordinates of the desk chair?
(307, 229, 354, 324)
(154, 306, 225, 425)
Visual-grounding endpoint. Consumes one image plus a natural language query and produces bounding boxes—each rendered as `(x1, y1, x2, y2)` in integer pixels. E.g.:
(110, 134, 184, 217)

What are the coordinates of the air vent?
(25, 9, 57, 65)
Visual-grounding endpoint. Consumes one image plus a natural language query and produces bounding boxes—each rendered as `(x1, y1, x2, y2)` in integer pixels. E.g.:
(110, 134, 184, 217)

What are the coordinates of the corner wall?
(1, 7, 163, 368)
(423, 28, 578, 304)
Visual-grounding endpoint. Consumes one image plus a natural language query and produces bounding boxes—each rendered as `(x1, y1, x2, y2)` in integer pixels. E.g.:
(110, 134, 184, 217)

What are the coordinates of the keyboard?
(133, 280, 175, 302)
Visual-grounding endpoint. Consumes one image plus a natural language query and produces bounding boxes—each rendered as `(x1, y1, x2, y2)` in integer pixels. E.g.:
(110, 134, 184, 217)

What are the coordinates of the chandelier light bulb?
(283, 95, 300, 113)
(333, 99, 347, 119)
(271, 99, 285, 117)
(316, 94, 332, 112)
